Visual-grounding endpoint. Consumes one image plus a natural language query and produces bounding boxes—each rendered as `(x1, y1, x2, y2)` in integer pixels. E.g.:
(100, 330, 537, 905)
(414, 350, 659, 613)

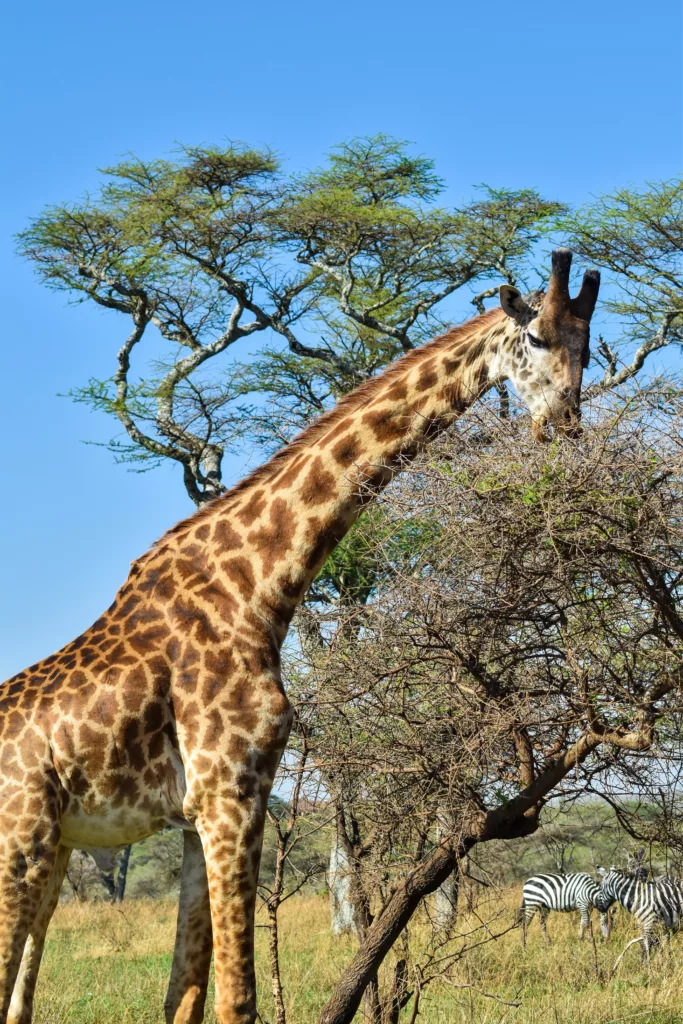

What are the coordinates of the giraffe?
(0, 249, 599, 1024)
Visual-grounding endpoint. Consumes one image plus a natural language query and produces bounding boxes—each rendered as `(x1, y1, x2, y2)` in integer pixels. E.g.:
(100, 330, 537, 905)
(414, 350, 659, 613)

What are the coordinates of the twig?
(610, 937, 644, 978)
(440, 979, 522, 1008)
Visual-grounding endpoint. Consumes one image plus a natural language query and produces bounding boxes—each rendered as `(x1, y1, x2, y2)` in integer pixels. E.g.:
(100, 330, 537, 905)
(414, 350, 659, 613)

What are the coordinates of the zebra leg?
(539, 907, 551, 946)
(520, 904, 531, 949)
(643, 928, 661, 962)
(578, 907, 591, 940)
(641, 928, 655, 962)
(599, 910, 610, 940)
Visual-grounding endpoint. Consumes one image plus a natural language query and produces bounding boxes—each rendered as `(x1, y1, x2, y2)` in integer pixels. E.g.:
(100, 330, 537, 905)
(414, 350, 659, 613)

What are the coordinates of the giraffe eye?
(527, 332, 549, 350)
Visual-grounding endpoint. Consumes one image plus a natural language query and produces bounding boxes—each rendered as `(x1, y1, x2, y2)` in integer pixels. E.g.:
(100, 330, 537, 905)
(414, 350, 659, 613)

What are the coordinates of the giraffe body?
(0, 251, 599, 1024)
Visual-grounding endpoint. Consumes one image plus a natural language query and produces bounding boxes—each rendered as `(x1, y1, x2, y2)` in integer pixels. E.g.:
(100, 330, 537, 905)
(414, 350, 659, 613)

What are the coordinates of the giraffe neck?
(199, 310, 511, 626)
(126, 307, 517, 645)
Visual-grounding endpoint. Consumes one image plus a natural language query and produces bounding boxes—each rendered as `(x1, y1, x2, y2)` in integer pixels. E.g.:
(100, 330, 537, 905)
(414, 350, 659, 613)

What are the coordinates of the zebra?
(599, 867, 683, 959)
(519, 872, 613, 947)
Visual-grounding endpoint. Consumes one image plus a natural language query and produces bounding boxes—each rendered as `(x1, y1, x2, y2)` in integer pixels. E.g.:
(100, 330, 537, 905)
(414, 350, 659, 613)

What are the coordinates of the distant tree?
(63, 846, 131, 902)
(129, 829, 184, 898)
(64, 849, 102, 901)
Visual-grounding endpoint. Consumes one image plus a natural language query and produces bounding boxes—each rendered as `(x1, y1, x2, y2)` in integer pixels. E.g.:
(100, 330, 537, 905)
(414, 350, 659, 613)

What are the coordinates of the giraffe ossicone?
(0, 250, 599, 1024)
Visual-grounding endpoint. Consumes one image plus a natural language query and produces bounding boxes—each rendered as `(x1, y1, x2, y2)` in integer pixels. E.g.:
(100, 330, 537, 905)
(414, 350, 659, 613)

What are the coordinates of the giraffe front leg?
(196, 789, 269, 1024)
(189, 690, 292, 1024)
(200, 806, 262, 1024)
(164, 831, 212, 1024)
(0, 779, 62, 1024)
(7, 846, 71, 1024)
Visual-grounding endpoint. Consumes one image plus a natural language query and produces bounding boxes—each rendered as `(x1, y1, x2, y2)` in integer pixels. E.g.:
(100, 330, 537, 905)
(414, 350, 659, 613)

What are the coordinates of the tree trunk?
(330, 804, 383, 1022)
(432, 815, 459, 931)
(267, 829, 288, 1024)
(385, 959, 408, 1024)
(432, 869, 459, 931)
(114, 845, 132, 902)
(98, 866, 117, 900)
(461, 854, 476, 912)
(328, 837, 356, 936)
(319, 843, 460, 1024)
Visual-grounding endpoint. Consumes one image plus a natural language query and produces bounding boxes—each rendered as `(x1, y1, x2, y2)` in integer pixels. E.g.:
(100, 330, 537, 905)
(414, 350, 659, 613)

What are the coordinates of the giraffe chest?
(55, 717, 192, 848)
(59, 805, 177, 848)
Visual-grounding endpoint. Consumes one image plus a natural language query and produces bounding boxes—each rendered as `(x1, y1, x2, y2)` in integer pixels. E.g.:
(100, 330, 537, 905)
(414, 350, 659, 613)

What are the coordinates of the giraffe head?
(498, 248, 600, 439)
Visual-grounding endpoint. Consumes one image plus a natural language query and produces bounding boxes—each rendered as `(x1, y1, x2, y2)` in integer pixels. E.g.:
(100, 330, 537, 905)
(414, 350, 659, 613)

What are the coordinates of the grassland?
(32, 892, 683, 1023)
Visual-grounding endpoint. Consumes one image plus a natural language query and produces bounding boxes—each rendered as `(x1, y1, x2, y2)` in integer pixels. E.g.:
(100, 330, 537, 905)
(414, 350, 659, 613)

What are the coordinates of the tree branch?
(587, 313, 678, 394)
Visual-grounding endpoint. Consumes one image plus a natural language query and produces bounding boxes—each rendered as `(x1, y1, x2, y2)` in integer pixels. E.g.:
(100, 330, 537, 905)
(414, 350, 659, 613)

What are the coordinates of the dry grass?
(32, 891, 683, 1023)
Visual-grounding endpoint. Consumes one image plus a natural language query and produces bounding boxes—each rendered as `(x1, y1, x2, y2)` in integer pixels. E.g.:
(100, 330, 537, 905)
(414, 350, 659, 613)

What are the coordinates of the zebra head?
(598, 866, 622, 905)
(625, 847, 649, 881)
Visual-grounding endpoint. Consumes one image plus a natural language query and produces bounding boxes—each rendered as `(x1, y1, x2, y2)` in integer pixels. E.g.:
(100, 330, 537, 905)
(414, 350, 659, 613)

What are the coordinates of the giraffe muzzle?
(556, 404, 582, 439)
(531, 417, 551, 443)
(531, 405, 582, 442)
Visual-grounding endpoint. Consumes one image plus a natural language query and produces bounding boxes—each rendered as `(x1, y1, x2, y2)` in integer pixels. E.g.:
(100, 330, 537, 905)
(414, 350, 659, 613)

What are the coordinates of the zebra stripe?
(600, 869, 683, 955)
(520, 872, 612, 945)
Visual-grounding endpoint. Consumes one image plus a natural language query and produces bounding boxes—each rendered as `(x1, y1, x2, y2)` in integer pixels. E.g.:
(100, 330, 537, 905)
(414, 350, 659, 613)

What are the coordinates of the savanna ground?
(33, 892, 683, 1024)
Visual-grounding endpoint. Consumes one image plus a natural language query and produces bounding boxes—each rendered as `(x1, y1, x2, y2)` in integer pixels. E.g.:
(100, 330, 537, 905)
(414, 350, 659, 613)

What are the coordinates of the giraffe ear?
(499, 285, 532, 323)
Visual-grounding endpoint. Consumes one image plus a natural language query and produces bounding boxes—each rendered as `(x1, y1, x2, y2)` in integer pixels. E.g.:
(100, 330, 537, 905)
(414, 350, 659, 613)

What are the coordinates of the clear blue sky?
(1, 0, 681, 680)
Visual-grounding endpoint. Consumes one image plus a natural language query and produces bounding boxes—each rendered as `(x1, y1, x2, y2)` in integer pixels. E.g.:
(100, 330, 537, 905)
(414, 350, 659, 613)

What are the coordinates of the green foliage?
(561, 177, 683, 352)
(314, 504, 442, 606)
(280, 136, 563, 342)
(20, 143, 282, 309)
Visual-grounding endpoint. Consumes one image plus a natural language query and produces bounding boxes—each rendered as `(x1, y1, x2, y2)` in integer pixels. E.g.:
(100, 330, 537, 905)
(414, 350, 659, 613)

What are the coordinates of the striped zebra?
(519, 872, 612, 947)
(600, 868, 683, 958)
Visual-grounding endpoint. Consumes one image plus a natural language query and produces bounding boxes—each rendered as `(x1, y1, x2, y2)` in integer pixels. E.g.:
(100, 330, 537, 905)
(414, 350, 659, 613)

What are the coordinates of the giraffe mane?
(132, 306, 506, 569)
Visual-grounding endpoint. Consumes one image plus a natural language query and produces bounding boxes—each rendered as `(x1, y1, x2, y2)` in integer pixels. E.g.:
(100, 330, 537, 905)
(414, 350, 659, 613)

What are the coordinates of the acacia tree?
(18, 144, 318, 503)
(18, 137, 560, 502)
(290, 388, 683, 1023)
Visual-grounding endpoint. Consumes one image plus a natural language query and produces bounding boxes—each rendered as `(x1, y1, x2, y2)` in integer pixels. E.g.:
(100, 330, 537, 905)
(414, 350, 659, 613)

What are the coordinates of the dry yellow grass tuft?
(31, 891, 683, 1023)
